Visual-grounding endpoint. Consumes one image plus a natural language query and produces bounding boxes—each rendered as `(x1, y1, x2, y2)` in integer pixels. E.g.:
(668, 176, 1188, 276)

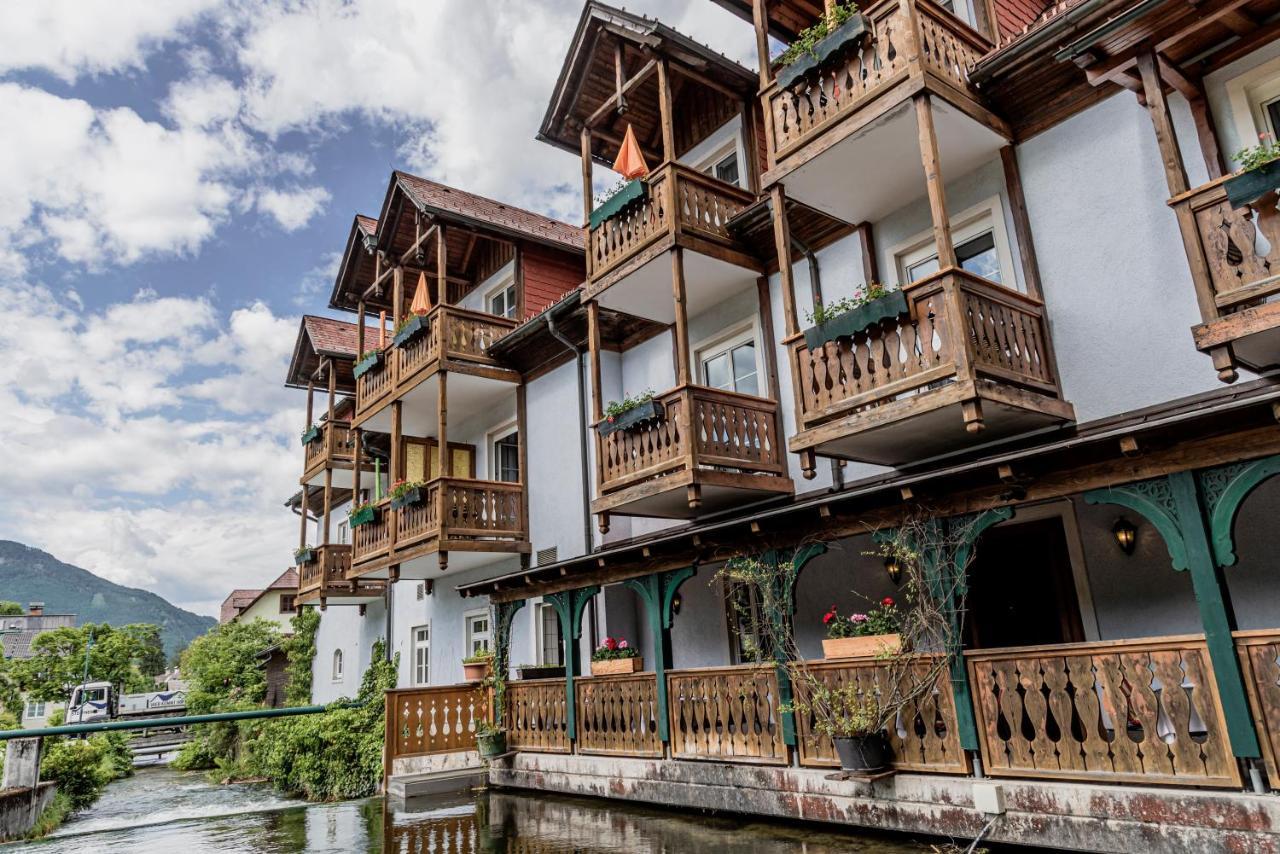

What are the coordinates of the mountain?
(0, 541, 215, 657)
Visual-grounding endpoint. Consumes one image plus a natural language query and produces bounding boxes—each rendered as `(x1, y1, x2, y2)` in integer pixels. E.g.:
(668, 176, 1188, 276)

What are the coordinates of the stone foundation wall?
(0, 782, 55, 842)
(490, 752, 1280, 853)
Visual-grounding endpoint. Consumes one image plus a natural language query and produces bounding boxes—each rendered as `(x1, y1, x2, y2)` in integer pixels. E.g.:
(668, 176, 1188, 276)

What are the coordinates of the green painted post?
(759, 543, 827, 748)
(545, 586, 599, 742)
(624, 566, 695, 743)
(491, 599, 526, 727)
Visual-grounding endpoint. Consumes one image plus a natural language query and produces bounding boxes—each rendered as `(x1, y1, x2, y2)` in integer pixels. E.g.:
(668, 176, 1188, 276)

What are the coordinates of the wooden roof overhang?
(486, 289, 668, 380)
(327, 215, 380, 312)
(284, 317, 360, 393)
(538, 1, 759, 169)
(459, 376, 1280, 601)
(728, 195, 855, 273)
(708, 0, 833, 43)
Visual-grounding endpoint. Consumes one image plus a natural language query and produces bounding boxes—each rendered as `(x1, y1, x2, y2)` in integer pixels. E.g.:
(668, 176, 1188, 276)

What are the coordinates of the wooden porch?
(788, 269, 1074, 470)
(295, 544, 385, 606)
(353, 305, 519, 425)
(349, 477, 529, 578)
(591, 383, 793, 527)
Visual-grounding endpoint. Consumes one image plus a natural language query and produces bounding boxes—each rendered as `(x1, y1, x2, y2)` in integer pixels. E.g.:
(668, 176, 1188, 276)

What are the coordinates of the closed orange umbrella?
(613, 123, 649, 180)
(409, 271, 431, 315)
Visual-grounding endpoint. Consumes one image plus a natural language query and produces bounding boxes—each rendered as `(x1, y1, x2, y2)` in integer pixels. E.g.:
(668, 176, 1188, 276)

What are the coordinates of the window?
(491, 429, 520, 483)
(465, 611, 492, 657)
(536, 603, 563, 667)
(412, 625, 431, 686)
(712, 151, 739, 186)
(331, 649, 344, 682)
(725, 581, 776, 664)
(24, 700, 45, 720)
(1226, 57, 1280, 160)
(487, 281, 517, 320)
(279, 594, 297, 614)
(697, 328, 759, 396)
(892, 198, 1017, 291)
(337, 519, 350, 545)
(687, 117, 746, 190)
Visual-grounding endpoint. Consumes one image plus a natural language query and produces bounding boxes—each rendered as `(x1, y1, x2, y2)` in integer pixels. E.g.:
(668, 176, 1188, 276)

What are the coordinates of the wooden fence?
(574, 674, 663, 758)
(667, 665, 788, 764)
(506, 678, 571, 753)
(385, 684, 487, 762)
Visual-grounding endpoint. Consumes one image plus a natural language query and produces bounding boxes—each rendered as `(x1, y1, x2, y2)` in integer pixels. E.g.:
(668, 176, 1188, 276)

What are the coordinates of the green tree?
(180, 618, 282, 714)
(119, 624, 167, 678)
(12, 623, 164, 702)
(0, 601, 23, 616)
(282, 607, 320, 706)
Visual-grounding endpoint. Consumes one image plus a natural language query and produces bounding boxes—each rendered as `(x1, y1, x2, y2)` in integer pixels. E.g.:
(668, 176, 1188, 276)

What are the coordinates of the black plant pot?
(803, 289, 910, 351)
(1224, 159, 1280, 209)
(390, 487, 423, 510)
(775, 14, 870, 91)
(517, 665, 565, 680)
(597, 399, 665, 437)
(833, 733, 889, 772)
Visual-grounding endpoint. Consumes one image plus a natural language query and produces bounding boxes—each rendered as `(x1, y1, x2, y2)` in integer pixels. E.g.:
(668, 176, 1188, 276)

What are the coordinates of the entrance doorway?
(965, 517, 1085, 649)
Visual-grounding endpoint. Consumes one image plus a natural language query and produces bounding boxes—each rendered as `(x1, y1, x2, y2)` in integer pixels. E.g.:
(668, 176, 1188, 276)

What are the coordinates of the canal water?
(10, 766, 967, 852)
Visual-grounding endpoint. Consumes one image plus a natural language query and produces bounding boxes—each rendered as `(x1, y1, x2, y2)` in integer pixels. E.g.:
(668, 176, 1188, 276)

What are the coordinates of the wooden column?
(392, 265, 404, 330)
(915, 94, 956, 269)
(322, 468, 333, 546)
(751, 0, 772, 90)
(437, 372, 449, 480)
(305, 379, 315, 430)
(390, 401, 402, 551)
(671, 248, 692, 386)
(437, 223, 449, 305)
(298, 487, 309, 551)
(624, 567, 695, 744)
(325, 358, 336, 424)
(587, 300, 604, 424)
(769, 185, 799, 338)
(581, 127, 595, 279)
(1189, 83, 1226, 181)
(352, 428, 364, 506)
(656, 59, 676, 163)
(1136, 51, 1189, 197)
(356, 301, 366, 356)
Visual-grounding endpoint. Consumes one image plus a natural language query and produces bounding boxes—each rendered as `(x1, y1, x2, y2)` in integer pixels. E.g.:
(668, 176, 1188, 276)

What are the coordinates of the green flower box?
(390, 487, 424, 510)
(300, 425, 321, 446)
(392, 313, 429, 348)
(802, 289, 909, 351)
(776, 14, 870, 91)
(1224, 159, 1280, 209)
(294, 548, 316, 565)
(597, 399, 664, 437)
(348, 505, 377, 528)
(353, 351, 382, 380)
(477, 730, 507, 758)
(588, 179, 647, 229)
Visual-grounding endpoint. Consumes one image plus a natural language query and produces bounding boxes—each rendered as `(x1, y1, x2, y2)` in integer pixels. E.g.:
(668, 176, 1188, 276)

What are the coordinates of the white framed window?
(486, 273, 518, 320)
(891, 197, 1018, 290)
(695, 323, 760, 397)
(464, 610, 492, 658)
(331, 649, 344, 683)
(412, 624, 431, 686)
(1226, 56, 1280, 163)
(337, 519, 350, 545)
(686, 117, 748, 190)
(535, 602, 563, 667)
(24, 700, 45, 719)
(489, 423, 520, 483)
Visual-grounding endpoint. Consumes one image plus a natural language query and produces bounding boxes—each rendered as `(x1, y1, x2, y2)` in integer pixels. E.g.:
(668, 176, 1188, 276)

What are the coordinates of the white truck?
(67, 681, 187, 724)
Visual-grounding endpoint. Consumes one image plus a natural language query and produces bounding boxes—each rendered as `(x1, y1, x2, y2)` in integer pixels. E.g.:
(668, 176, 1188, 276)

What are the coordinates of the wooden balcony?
(788, 269, 1073, 469)
(295, 544, 384, 606)
(760, 0, 1006, 223)
(300, 419, 364, 485)
(592, 384, 793, 523)
(353, 305, 519, 425)
(1170, 178, 1280, 382)
(350, 477, 529, 578)
(584, 164, 760, 319)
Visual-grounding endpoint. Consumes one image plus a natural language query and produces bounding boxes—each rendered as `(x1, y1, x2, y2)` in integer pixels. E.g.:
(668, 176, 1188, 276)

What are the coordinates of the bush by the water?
(39, 731, 133, 810)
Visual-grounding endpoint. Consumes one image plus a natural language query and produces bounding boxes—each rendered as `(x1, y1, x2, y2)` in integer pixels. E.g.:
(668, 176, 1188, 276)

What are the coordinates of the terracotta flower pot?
(590, 656, 642, 676)
(822, 633, 900, 659)
(462, 661, 491, 682)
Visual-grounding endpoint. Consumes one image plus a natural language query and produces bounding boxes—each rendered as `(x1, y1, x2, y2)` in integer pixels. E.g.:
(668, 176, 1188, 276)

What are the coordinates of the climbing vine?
(283, 606, 320, 706)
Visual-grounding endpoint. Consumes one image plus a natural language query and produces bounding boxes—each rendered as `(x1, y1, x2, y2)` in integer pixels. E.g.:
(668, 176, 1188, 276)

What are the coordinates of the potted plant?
(775, 2, 869, 91)
(389, 478, 427, 510)
(516, 664, 565, 680)
(347, 501, 378, 528)
(590, 637, 642, 676)
(463, 649, 493, 682)
(392, 312, 430, 348)
(597, 390, 663, 437)
(793, 682, 891, 772)
(294, 545, 316, 565)
(821, 597, 901, 659)
(300, 423, 321, 446)
(802, 283, 909, 351)
(1225, 134, 1280, 208)
(353, 349, 382, 379)
(476, 718, 507, 758)
(589, 178, 648, 230)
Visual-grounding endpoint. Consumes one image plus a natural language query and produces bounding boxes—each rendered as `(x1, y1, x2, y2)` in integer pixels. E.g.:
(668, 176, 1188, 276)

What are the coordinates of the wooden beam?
(999, 146, 1044, 300)
(671, 248, 692, 386)
(1137, 50, 1189, 197)
(581, 126, 594, 228)
(915, 94, 955, 269)
(855, 222, 879, 285)
(587, 59, 658, 130)
(1220, 7, 1258, 35)
(436, 223, 449, 305)
(770, 185, 799, 337)
(1157, 55, 1200, 101)
(752, 0, 772, 89)
(656, 59, 676, 164)
(587, 300, 604, 424)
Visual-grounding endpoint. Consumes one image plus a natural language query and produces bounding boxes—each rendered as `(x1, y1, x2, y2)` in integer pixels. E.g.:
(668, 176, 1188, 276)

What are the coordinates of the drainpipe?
(546, 308, 599, 649)
(790, 234, 844, 491)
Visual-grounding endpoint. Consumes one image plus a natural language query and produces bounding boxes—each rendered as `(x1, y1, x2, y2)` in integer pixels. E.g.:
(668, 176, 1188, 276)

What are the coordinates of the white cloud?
(254, 185, 332, 232)
(0, 0, 220, 82)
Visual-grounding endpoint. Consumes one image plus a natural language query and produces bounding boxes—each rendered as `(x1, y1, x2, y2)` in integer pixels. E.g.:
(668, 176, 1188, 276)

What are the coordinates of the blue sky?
(0, 0, 754, 617)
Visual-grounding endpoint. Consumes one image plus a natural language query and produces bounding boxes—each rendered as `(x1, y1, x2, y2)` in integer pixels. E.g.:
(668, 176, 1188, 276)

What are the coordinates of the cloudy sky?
(0, 0, 757, 618)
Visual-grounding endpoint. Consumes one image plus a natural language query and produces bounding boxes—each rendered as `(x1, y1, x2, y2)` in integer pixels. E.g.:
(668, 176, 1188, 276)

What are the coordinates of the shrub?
(283, 607, 320, 707)
(39, 732, 132, 811)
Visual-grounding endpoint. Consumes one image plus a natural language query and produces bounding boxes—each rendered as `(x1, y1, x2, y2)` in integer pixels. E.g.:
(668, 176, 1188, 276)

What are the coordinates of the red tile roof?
(355, 215, 378, 238)
(303, 315, 379, 359)
(269, 568, 299, 590)
(395, 172, 581, 251)
(220, 589, 260, 624)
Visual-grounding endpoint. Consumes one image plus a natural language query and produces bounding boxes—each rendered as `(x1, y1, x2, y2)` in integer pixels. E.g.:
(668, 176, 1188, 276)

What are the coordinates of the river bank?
(7, 765, 986, 852)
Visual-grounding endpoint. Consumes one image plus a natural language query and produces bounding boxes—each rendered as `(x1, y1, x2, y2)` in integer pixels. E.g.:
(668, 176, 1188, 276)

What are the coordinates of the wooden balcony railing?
(790, 270, 1062, 434)
(385, 683, 488, 763)
(966, 636, 1241, 788)
(298, 544, 354, 595)
(352, 499, 393, 565)
(794, 657, 968, 774)
(763, 0, 989, 170)
(355, 305, 518, 420)
(596, 384, 786, 496)
(396, 477, 526, 549)
(1235, 630, 1280, 784)
(587, 163, 756, 283)
(302, 419, 359, 481)
(507, 678, 571, 753)
(667, 665, 788, 764)
(1169, 178, 1280, 379)
(574, 673, 663, 758)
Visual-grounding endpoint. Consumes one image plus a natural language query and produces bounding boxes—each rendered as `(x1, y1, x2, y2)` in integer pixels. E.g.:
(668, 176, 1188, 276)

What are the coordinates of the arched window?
(332, 648, 344, 682)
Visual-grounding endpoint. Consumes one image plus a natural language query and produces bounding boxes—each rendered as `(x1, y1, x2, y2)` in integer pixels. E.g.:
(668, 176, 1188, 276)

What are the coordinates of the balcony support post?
(305, 379, 314, 433)
(656, 58, 676, 163)
(516, 385, 531, 549)
(914, 94, 956, 270)
(587, 299, 608, 534)
(391, 401, 402, 553)
(392, 264, 403, 331)
(356, 300, 366, 357)
(437, 371, 449, 479)
(671, 248, 692, 386)
(545, 586, 600, 742)
(750, 0, 771, 90)
(769, 185, 799, 338)
(437, 223, 448, 306)
(322, 468, 333, 547)
(352, 426, 363, 508)
(624, 566, 696, 743)
(1136, 50, 1189, 198)
(325, 357, 336, 426)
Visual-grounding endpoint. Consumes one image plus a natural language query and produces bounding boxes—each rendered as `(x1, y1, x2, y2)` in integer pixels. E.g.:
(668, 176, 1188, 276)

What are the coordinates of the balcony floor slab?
(592, 468, 794, 520)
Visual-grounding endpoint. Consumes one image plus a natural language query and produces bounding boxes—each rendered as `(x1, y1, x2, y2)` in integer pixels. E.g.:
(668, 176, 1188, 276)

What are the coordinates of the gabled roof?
(327, 214, 382, 315)
(1, 630, 40, 660)
(285, 315, 381, 392)
(221, 569, 300, 624)
(220, 589, 261, 624)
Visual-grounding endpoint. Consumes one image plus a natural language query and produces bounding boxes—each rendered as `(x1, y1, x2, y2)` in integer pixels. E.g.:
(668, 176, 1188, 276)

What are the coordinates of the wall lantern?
(884, 555, 903, 585)
(671, 592, 683, 615)
(1112, 517, 1137, 556)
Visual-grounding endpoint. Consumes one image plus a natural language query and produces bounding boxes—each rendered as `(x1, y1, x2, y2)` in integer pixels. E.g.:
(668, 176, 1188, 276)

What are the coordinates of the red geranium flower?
(822, 609, 835, 625)
(603, 636, 617, 651)
(881, 597, 895, 607)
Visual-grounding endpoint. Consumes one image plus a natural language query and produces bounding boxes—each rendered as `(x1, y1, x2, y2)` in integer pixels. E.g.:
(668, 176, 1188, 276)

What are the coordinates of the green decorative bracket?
(545, 586, 599, 742)
(1086, 472, 1260, 759)
(624, 565, 696, 742)
(1198, 454, 1280, 567)
(491, 599, 525, 727)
